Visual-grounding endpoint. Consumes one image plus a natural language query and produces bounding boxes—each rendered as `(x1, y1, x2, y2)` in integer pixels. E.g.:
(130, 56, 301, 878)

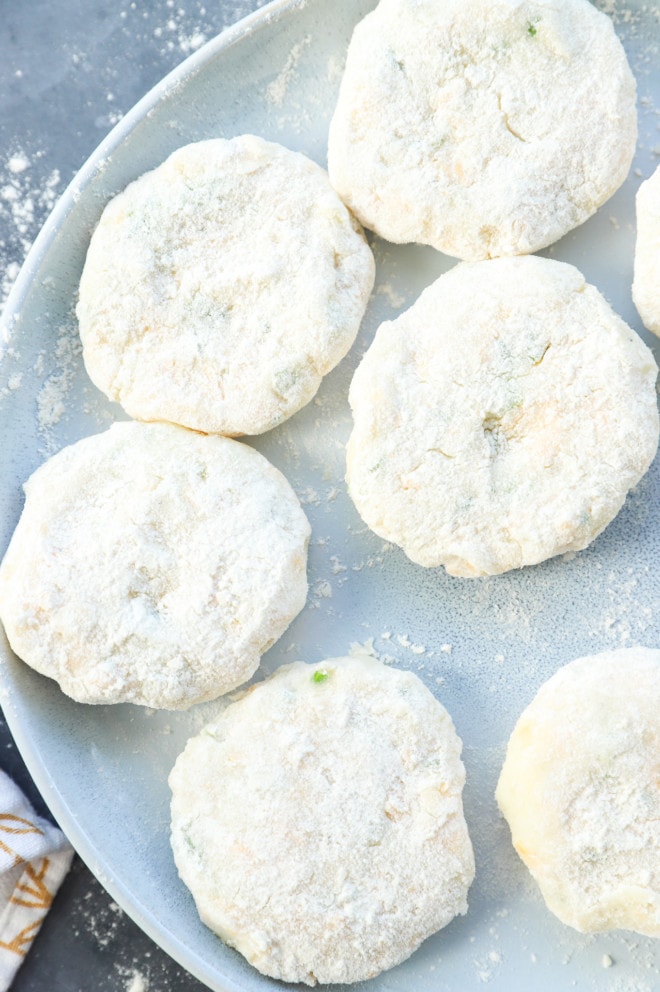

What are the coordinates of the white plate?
(1, 1, 659, 989)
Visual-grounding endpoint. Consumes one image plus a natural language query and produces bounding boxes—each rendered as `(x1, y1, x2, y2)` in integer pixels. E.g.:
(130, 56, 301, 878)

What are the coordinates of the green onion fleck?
(312, 670, 329, 684)
(527, 23, 537, 36)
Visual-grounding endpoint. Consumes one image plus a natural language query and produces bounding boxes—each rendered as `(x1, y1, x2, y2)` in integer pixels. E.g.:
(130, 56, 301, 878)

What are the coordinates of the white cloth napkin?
(0, 770, 73, 990)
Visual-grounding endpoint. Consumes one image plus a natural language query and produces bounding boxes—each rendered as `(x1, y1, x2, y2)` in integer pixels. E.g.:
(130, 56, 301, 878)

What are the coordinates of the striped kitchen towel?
(0, 769, 73, 989)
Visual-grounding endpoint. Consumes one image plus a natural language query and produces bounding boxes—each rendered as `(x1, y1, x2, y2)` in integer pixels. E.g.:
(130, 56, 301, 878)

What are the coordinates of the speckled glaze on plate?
(0, 2, 659, 990)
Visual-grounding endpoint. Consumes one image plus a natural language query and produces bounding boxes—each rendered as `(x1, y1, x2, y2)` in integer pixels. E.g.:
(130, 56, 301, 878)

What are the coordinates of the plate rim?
(1, 2, 659, 990)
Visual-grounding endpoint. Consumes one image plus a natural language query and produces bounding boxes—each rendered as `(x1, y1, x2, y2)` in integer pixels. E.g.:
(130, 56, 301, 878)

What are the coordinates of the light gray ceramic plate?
(1, 1, 659, 990)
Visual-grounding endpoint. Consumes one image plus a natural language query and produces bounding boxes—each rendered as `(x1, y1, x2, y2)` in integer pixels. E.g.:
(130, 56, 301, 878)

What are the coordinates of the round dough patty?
(169, 653, 475, 985)
(0, 421, 310, 709)
(633, 165, 660, 337)
(496, 647, 660, 936)
(346, 255, 659, 577)
(328, 0, 637, 260)
(77, 135, 375, 436)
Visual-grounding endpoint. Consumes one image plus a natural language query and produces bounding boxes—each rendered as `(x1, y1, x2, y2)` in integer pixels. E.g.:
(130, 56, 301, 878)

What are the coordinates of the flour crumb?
(125, 971, 148, 992)
(298, 486, 321, 506)
(349, 638, 377, 659)
(313, 579, 332, 599)
(267, 36, 311, 106)
(376, 282, 406, 309)
(36, 377, 67, 431)
(602, 953, 614, 968)
(0, 149, 61, 306)
(35, 325, 82, 445)
(180, 31, 207, 53)
(327, 54, 345, 85)
(8, 153, 30, 175)
(395, 633, 426, 655)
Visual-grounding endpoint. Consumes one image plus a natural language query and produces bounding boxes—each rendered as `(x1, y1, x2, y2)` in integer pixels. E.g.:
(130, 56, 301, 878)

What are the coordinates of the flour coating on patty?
(633, 165, 660, 337)
(328, 0, 637, 260)
(169, 653, 475, 985)
(0, 421, 310, 708)
(77, 135, 375, 435)
(496, 647, 660, 936)
(347, 256, 658, 577)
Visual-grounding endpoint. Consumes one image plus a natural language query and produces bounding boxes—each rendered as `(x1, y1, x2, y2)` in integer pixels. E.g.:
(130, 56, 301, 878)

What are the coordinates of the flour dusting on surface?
(35, 322, 82, 448)
(266, 35, 311, 106)
(0, 150, 61, 308)
(125, 970, 149, 992)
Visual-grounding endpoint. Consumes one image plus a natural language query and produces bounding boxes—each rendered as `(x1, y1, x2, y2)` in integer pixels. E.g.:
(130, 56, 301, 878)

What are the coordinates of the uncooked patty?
(328, 0, 637, 260)
(496, 647, 660, 936)
(169, 652, 475, 985)
(346, 255, 658, 577)
(77, 135, 375, 435)
(0, 421, 310, 709)
(633, 165, 660, 337)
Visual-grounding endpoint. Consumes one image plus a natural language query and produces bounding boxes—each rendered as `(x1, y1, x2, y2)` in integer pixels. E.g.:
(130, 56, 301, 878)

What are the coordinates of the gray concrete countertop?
(0, 3, 267, 989)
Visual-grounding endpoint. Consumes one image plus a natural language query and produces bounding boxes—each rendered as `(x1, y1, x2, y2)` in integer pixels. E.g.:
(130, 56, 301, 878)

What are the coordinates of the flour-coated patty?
(633, 165, 660, 337)
(328, 0, 636, 260)
(346, 256, 658, 577)
(0, 421, 310, 709)
(169, 653, 475, 985)
(77, 135, 375, 435)
(496, 647, 660, 936)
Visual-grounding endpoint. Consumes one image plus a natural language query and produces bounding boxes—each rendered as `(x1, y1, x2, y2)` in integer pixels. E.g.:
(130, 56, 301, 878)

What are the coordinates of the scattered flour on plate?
(298, 485, 322, 506)
(266, 35, 311, 106)
(35, 320, 83, 450)
(0, 367, 23, 399)
(312, 579, 332, 600)
(346, 632, 437, 673)
(474, 946, 504, 983)
(375, 281, 407, 309)
(326, 53, 345, 85)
